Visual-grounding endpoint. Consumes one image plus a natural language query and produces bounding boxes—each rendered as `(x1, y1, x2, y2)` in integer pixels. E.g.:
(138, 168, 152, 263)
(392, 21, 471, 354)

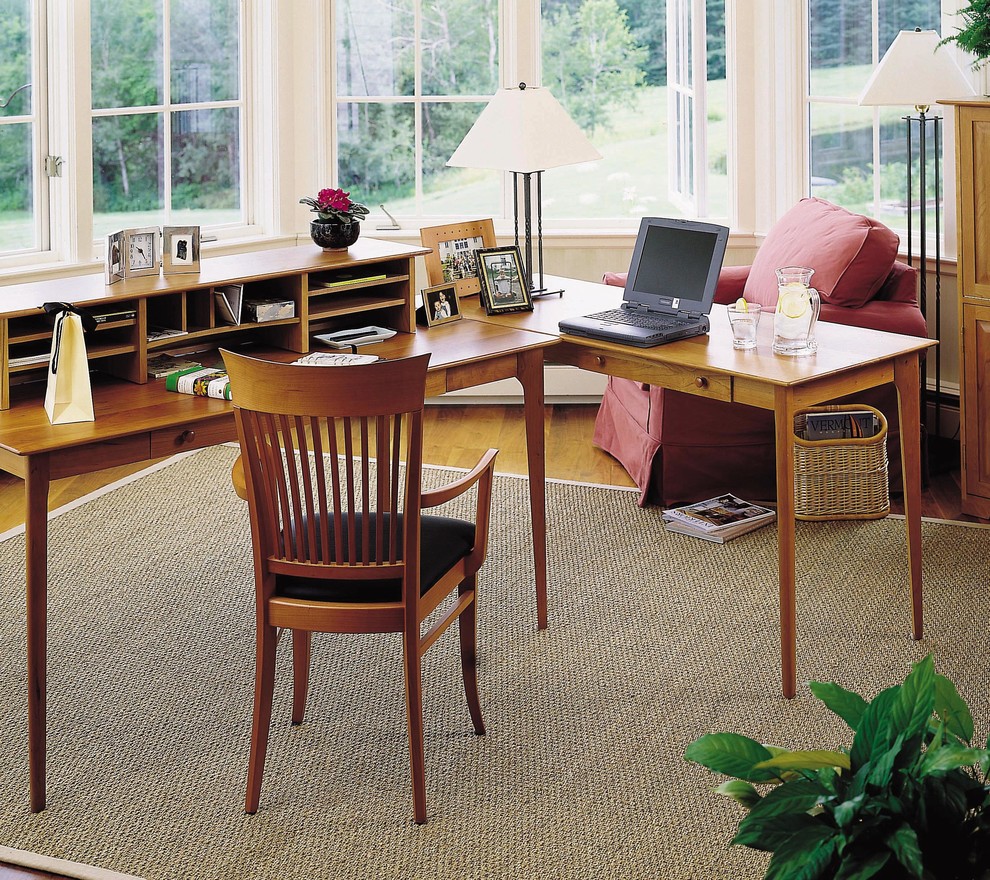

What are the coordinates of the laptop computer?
(558, 217, 729, 347)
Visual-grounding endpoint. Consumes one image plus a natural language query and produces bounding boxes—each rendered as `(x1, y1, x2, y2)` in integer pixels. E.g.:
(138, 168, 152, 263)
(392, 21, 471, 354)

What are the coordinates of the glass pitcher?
(772, 266, 820, 356)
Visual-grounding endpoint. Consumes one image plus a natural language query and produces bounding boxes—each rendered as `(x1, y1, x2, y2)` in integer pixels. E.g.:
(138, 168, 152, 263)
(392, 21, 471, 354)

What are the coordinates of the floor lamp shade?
(447, 84, 602, 173)
(447, 84, 602, 297)
(859, 29, 976, 109)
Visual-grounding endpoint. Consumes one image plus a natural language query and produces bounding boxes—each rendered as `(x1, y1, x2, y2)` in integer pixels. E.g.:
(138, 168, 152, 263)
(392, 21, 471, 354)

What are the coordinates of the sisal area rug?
(0, 446, 987, 880)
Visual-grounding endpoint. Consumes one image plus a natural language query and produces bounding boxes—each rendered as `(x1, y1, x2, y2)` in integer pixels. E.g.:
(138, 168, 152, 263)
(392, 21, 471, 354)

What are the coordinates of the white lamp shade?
(447, 84, 602, 173)
(859, 29, 977, 108)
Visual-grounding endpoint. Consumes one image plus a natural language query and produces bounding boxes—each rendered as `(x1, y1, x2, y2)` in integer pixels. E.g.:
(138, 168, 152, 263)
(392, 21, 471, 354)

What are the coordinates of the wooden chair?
(222, 349, 498, 824)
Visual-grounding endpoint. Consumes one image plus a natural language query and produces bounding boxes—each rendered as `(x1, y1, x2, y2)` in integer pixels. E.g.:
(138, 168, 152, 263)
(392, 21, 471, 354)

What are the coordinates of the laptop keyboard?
(585, 308, 679, 331)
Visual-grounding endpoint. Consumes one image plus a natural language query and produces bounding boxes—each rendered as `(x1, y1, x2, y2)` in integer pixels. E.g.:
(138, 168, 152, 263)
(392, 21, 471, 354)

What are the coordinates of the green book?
(164, 366, 232, 400)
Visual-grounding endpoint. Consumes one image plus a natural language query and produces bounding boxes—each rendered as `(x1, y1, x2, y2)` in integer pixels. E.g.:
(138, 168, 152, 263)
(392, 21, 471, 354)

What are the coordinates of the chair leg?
(403, 630, 427, 825)
(291, 630, 311, 725)
(245, 622, 278, 814)
(459, 577, 485, 736)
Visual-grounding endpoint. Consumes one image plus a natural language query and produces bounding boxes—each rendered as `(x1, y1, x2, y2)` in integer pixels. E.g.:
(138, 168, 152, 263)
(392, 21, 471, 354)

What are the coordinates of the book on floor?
(662, 493, 775, 543)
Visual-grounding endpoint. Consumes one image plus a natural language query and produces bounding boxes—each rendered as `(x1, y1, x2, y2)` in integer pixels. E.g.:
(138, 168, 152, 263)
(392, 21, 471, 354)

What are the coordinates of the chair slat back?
(223, 351, 429, 582)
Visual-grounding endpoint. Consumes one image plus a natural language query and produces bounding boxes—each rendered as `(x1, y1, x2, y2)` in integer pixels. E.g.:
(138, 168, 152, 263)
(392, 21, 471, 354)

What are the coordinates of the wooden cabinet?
(0, 238, 428, 411)
(946, 100, 990, 517)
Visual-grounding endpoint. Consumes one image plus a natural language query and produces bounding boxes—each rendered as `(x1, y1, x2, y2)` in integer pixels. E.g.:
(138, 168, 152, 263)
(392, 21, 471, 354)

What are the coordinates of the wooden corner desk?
(0, 258, 933, 813)
(463, 274, 935, 701)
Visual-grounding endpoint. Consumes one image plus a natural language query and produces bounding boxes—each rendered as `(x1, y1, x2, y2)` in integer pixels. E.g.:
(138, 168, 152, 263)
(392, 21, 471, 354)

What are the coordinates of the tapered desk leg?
(894, 353, 924, 639)
(774, 390, 798, 699)
(518, 348, 548, 629)
(25, 454, 51, 812)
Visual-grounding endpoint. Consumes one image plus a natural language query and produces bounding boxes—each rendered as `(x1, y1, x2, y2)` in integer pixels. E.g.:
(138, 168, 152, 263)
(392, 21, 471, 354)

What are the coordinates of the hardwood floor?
(0, 404, 982, 532)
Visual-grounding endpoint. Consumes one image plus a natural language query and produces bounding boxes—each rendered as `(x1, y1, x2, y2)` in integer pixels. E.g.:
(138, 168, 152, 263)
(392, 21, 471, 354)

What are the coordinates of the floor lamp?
(447, 83, 602, 297)
(859, 29, 977, 446)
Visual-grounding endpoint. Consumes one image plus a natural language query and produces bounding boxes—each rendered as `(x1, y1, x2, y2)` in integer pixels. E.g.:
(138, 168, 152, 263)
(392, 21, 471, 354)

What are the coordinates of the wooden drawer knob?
(179, 429, 196, 444)
(695, 376, 708, 389)
(595, 356, 605, 367)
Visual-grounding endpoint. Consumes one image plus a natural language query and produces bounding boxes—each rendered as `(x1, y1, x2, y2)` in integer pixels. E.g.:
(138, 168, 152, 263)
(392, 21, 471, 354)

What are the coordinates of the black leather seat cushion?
(275, 513, 476, 603)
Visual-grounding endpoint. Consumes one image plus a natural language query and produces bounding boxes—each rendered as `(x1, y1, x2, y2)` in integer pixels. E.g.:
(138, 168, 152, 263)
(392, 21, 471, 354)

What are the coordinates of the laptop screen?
(624, 217, 729, 314)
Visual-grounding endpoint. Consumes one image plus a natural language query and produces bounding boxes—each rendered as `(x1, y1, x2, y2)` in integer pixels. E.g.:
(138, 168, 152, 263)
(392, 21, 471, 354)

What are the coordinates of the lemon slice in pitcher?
(778, 288, 808, 319)
(734, 297, 749, 312)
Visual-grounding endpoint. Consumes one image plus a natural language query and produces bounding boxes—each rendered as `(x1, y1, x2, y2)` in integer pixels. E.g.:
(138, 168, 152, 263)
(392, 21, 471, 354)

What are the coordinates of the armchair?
(593, 198, 927, 506)
(224, 350, 498, 824)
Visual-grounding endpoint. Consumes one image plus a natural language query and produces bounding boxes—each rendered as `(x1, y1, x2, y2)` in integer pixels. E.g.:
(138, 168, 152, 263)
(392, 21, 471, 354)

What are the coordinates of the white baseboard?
(428, 364, 607, 405)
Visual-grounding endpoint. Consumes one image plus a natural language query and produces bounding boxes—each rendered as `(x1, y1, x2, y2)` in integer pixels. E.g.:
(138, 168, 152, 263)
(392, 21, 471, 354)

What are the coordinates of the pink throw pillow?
(743, 198, 900, 309)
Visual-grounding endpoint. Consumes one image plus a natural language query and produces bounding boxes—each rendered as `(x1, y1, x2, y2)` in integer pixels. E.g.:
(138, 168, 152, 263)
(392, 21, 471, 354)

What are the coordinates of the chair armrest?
(422, 448, 498, 509)
(231, 454, 248, 501)
(423, 448, 498, 566)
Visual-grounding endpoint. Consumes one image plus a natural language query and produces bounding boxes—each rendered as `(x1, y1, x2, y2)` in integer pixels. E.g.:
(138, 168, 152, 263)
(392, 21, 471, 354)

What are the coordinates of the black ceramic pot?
(310, 219, 361, 251)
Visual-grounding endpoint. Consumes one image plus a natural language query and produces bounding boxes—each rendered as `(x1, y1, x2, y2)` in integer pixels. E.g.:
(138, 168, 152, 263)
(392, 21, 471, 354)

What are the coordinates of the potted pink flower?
(300, 187, 370, 251)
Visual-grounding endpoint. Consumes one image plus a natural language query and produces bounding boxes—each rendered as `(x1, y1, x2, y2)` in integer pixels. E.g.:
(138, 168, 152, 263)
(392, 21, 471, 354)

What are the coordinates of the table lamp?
(447, 83, 602, 297)
(859, 28, 977, 442)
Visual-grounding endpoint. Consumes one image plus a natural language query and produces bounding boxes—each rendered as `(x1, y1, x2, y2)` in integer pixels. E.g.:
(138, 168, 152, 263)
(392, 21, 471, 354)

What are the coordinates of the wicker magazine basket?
(792, 404, 889, 521)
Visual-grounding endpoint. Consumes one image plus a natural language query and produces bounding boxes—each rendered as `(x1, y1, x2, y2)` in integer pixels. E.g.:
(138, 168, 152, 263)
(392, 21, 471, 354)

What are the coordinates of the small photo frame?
(162, 226, 201, 274)
(421, 282, 462, 327)
(105, 231, 124, 284)
(476, 246, 533, 315)
(122, 226, 161, 278)
(420, 219, 496, 298)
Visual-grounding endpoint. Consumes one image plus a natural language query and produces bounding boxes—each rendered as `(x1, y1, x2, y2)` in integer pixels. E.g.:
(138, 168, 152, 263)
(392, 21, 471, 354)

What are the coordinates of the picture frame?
(104, 231, 124, 284)
(476, 245, 534, 315)
(421, 282, 462, 327)
(121, 226, 161, 278)
(420, 219, 496, 298)
(162, 226, 201, 275)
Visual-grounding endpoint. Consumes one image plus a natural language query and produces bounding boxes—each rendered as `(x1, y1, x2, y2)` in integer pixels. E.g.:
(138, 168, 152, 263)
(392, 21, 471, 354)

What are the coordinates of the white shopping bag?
(44, 309, 95, 424)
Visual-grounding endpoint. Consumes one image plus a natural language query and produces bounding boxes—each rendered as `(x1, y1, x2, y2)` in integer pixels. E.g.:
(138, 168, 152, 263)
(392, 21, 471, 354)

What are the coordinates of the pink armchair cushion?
(742, 198, 900, 309)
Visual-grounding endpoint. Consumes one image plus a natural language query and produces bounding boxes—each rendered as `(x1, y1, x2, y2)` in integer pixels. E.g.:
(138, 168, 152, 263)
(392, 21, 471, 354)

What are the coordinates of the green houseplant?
(685, 656, 990, 879)
(940, 1, 990, 70)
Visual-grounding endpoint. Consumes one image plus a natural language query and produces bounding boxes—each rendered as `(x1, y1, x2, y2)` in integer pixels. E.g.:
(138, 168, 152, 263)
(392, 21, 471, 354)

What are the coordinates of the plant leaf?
(851, 685, 899, 771)
(934, 674, 974, 743)
(754, 750, 851, 773)
(833, 793, 865, 828)
(810, 680, 869, 730)
(714, 779, 762, 809)
(887, 824, 924, 879)
(744, 778, 824, 820)
(866, 734, 904, 790)
(765, 826, 838, 880)
(733, 810, 822, 852)
(685, 733, 778, 782)
(920, 743, 987, 776)
(890, 654, 936, 742)
(834, 850, 891, 880)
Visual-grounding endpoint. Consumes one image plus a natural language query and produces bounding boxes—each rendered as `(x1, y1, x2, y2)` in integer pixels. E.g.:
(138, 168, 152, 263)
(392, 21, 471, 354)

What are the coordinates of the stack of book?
(662, 493, 776, 543)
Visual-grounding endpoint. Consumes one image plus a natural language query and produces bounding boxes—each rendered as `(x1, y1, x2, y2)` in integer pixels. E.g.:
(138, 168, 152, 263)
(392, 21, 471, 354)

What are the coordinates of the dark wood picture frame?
(421, 282, 463, 327)
(476, 245, 534, 315)
(420, 219, 496, 298)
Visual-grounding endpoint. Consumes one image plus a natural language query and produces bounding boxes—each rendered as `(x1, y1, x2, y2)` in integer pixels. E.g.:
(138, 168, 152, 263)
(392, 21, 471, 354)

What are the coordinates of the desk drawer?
(150, 417, 234, 457)
(565, 349, 732, 402)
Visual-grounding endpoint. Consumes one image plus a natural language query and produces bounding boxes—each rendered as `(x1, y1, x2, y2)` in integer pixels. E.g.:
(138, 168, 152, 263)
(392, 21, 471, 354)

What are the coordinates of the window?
(807, 0, 942, 232)
(332, 0, 727, 225)
(0, 0, 40, 256)
(334, 0, 501, 219)
(90, 0, 243, 239)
